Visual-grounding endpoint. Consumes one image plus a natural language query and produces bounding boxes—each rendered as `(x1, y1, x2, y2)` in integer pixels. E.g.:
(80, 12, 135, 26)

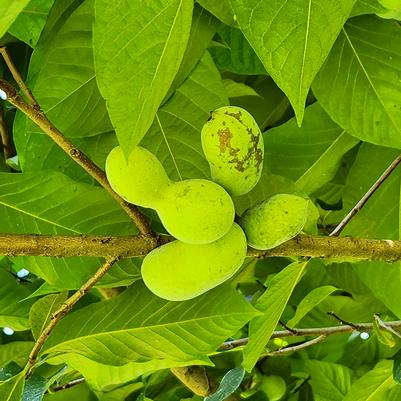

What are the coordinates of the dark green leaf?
(204, 368, 245, 401)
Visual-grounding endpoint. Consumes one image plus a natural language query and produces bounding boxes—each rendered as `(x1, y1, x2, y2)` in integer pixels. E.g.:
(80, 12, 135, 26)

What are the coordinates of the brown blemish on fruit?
(216, 124, 263, 173)
(224, 110, 242, 121)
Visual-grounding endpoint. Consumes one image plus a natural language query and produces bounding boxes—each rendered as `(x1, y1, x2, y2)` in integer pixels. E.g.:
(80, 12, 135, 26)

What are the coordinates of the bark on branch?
(1, 233, 401, 262)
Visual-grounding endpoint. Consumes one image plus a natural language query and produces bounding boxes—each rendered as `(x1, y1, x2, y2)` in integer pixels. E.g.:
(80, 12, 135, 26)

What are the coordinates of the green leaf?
(13, 0, 115, 183)
(9, 0, 56, 47)
(0, 269, 35, 331)
(22, 374, 47, 401)
(287, 286, 338, 327)
(342, 360, 395, 401)
(94, 0, 193, 153)
(393, 349, 401, 384)
(0, 342, 34, 368)
(209, 25, 266, 75)
(308, 360, 353, 401)
(43, 283, 258, 366)
(197, 0, 236, 26)
(29, 293, 68, 340)
(264, 103, 359, 195)
(242, 261, 308, 372)
(204, 368, 245, 401)
(351, 0, 386, 16)
(0, 0, 30, 38)
(0, 372, 25, 401)
(0, 171, 139, 289)
(223, 80, 262, 99)
(168, 4, 220, 95)
(373, 315, 396, 348)
(48, 353, 202, 392)
(313, 16, 401, 149)
(142, 52, 227, 181)
(230, 0, 356, 124)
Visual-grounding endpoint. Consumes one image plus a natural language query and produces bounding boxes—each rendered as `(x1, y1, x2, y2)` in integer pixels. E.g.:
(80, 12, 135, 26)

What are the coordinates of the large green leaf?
(142, 52, 227, 181)
(0, 269, 35, 331)
(264, 103, 359, 195)
(242, 261, 308, 372)
(44, 283, 258, 366)
(13, 0, 115, 183)
(8, 0, 55, 47)
(342, 360, 394, 400)
(313, 16, 401, 149)
(309, 360, 353, 401)
(0, 171, 139, 289)
(0, 0, 30, 38)
(351, 0, 386, 16)
(229, 0, 356, 124)
(94, 0, 193, 153)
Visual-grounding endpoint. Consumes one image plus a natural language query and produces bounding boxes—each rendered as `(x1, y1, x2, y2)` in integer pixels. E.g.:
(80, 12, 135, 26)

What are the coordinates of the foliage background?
(1, 0, 401, 400)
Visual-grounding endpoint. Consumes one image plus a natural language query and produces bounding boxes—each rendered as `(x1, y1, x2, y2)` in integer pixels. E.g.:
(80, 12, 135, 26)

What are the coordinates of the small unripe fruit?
(240, 194, 309, 250)
(106, 146, 169, 208)
(201, 106, 264, 196)
(157, 179, 235, 244)
(259, 375, 286, 401)
(141, 223, 247, 301)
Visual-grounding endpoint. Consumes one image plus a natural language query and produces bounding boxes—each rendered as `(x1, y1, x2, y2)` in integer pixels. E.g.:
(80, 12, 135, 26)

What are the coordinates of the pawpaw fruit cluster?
(106, 105, 313, 301)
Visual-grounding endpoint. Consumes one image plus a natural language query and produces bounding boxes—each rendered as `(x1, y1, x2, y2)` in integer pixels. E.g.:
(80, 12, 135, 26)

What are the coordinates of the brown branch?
(0, 79, 153, 236)
(267, 335, 326, 357)
(0, 47, 38, 108)
(330, 152, 401, 236)
(0, 105, 15, 159)
(26, 257, 119, 376)
(1, 233, 401, 261)
(219, 320, 401, 351)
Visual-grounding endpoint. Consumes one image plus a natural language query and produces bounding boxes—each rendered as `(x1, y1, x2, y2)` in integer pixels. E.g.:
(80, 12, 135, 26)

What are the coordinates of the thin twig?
(0, 79, 153, 236)
(327, 311, 358, 329)
(0, 47, 38, 108)
(26, 257, 119, 377)
(330, 152, 401, 236)
(219, 320, 401, 350)
(267, 335, 326, 356)
(51, 378, 86, 392)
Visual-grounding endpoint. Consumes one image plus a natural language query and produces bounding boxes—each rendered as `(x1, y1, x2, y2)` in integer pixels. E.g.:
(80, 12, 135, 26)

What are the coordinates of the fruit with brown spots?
(201, 106, 264, 196)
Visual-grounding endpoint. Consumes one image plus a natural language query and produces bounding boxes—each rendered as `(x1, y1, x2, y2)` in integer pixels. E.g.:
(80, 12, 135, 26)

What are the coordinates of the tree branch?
(1, 233, 401, 261)
(26, 257, 119, 376)
(0, 79, 153, 236)
(219, 320, 401, 350)
(330, 152, 401, 236)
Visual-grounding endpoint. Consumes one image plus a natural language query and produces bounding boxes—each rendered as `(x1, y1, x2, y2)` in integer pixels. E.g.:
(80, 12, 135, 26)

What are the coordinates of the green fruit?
(240, 194, 309, 250)
(106, 147, 234, 243)
(201, 106, 264, 196)
(157, 179, 235, 244)
(141, 223, 247, 301)
(105, 146, 170, 208)
(259, 375, 286, 401)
